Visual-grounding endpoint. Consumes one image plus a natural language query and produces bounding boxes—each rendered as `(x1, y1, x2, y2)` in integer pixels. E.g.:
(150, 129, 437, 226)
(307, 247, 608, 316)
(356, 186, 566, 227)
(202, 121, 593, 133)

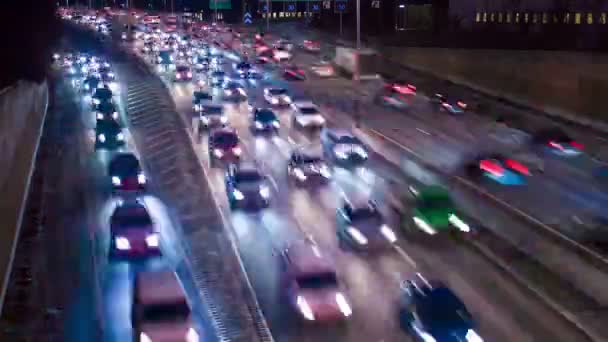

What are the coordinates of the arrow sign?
(312, 3, 320, 12)
(243, 12, 252, 24)
(334, 0, 347, 13)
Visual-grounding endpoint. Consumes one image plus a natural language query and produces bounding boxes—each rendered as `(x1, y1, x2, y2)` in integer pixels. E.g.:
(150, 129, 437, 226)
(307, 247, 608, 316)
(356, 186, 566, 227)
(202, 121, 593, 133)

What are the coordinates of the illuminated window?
(575, 12, 581, 24)
(483, 12, 487, 23)
(476, 12, 481, 23)
(524, 12, 529, 23)
(490, 12, 495, 22)
(515, 12, 520, 23)
(279, 12, 284, 17)
(602, 13, 607, 24)
(506, 12, 512, 23)
(587, 13, 593, 24)
(532, 13, 538, 24)
(564, 13, 570, 24)
(498, 13, 503, 23)
(298, 12, 302, 17)
(542, 13, 548, 24)
(272, 12, 276, 18)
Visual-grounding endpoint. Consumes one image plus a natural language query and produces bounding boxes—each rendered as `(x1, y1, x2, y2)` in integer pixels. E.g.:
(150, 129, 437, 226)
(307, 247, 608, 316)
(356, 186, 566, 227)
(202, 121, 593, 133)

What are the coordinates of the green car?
(400, 185, 471, 235)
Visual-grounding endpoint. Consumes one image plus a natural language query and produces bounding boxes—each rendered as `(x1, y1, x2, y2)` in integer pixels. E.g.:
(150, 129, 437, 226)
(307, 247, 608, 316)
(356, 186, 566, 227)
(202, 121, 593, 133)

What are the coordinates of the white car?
(264, 88, 292, 106)
(310, 62, 335, 78)
(273, 48, 291, 62)
(291, 102, 325, 127)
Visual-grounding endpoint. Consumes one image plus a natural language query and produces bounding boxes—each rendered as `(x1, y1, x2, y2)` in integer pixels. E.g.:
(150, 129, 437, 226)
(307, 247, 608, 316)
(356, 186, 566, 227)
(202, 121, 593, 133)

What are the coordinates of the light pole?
(266, 0, 270, 31)
(215, 0, 218, 23)
(356, 0, 361, 50)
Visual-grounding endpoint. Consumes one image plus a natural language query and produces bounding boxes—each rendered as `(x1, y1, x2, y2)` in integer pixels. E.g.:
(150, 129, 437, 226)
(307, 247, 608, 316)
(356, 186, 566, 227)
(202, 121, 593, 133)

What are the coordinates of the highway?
(128, 30, 595, 341)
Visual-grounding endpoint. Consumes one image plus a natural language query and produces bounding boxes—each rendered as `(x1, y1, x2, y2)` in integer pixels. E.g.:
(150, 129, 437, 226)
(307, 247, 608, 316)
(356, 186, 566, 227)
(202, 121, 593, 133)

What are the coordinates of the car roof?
(135, 271, 187, 304)
(286, 241, 335, 275)
(111, 152, 138, 164)
(415, 287, 472, 331)
(342, 192, 374, 209)
(293, 101, 316, 108)
(326, 128, 354, 139)
(418, 186, 450, 200)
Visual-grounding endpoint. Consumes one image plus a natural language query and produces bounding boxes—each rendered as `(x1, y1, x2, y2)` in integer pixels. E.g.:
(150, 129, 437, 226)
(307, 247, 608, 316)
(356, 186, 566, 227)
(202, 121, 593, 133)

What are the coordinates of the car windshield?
(113, 209, 152, 227)
(194, 92, 211, 101)
(97, 103, 115, 113)
(235, 171, 262, 183)
(351, 206, 379, 220)
(255, 110, 277, 122)
(300, 155, 323, 164)
(299, 107, 319, 115)
(142, 301, 190, 323)
(296, 272, 338, 290)
(212, 71, 225, 77)
(268, 88, 287, 95)
(238, 63, 251, 69)
(417, 288, 472, 334)
(203, 106, 223, 115)
(225, 82, 241, 89)
(176, 66, 189, 72)
(111, 155, 139, 171)
(94, 88, 112, 98)
(212, 133, 238, 147)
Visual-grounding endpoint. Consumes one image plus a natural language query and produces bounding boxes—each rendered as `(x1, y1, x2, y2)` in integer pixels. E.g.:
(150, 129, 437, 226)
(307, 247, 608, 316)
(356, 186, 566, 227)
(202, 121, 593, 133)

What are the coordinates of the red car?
(284, 65, 306, 80)
(110, 200, 160, 257)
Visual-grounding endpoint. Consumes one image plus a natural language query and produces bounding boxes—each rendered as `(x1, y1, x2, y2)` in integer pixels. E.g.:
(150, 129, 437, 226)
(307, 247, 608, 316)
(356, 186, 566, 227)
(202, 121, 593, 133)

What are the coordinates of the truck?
(333, 47, 380, 80)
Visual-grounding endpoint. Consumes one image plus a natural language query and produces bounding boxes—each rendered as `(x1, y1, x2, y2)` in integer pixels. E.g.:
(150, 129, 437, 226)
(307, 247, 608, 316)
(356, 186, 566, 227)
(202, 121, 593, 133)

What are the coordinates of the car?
(377, 82, 416, 108)
(192, 90, 213, 111)
(173, 65, 192, 81)
(198, 102, 227, 129)
(431, 93, 467, 114)
(81, 74, 101, 93)
(320, 128, 368, 167)
(466, 154, 531, 185)
(193, 58, 210, 73)
(109, 153, 146, 191)
(141, 41, 154, 53)
(291, 102, 325, 128)
(532, 128, 584, 156)
(284, 65, 307, 81)
(234, 61, 253, 77)
(336, 195, 397, 251)
(91, 86, 113, 110)
(287, 150, 332, 185)
(132, 271, 199, 342)
(263, 87, 292, 106)
(222, 81, 247, 101)
(399, 274, 483, 342)
(310, 61, 335, 78)
(208, 128, 242, 166)
(209, 53, 224, 66)
(399, 185, 472, 236)
(209, 70, 226, 87)
(110, 199, 159, 257)
(98, 67, 115, 83)
(95, 119, 125, 150)
(156, 50, 174, 65)
(301, 40, 321, 52)
(273, 38, 293, 51)
(224, 163, 271, 210)
(95, 102, 119, 122)
(250, 108, 280, 133)
(279, 240, 352, 322)
(273, 47, 291, 62)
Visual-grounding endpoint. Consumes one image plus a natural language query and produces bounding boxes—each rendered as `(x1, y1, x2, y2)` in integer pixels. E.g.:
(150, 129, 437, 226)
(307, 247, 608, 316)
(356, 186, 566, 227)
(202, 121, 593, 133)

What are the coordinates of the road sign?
(261, 4, 269, 12)
(311, 3, 321, 12)
(334, 0, 347, 13)
(323, 0, 331, 9)
(371, 0, 380, 8)
(286, 3, 296, 12)
(243, 12, 252, 24)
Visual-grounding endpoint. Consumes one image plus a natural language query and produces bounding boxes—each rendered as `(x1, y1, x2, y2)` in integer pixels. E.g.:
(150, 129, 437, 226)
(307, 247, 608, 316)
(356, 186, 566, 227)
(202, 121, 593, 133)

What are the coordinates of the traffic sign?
(334, 0, 347, 13)
(243, 12, 252, 24)
(311, 3, 321, 12)
(261, 4, 269, 12)
(286, 3, 296, 12)
(323, 0, 331, 9)
(371, 0, 380, 8)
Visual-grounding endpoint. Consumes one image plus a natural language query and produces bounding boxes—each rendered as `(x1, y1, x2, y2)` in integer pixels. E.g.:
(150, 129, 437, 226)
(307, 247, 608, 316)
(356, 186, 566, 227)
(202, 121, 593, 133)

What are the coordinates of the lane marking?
(416, 128, 431, 136)
(394, 246, 417, 268)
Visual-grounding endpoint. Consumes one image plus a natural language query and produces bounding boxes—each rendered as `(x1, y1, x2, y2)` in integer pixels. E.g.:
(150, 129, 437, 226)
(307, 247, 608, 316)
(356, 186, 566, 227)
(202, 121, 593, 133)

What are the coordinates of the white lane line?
(268, 175, 279, 192)
(416, 128, 431, 136)
(394, 246, 417, 268)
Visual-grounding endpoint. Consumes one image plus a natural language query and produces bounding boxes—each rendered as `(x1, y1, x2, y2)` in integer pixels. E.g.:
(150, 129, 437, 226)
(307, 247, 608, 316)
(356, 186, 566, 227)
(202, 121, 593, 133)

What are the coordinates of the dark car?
(95, 102, 119, 122)
(336, 196, 396, 251)
(287, 150, 332, 186)
(110, 200, 160, 257)
(109, 153, 146, 191)
(284, 65, 307, 81)
(320, 128, 368, 167)
(91, 86, 113, 110)
(224, 163, 271, 210)
(399, 275, 483, 342)
(234, 61, 253, 78)
(95, 119, 125, 150)
(198, 102, 227, 129)
(174, 65, 192, 82)
(222, 81, 247, 101)
(208, 128, 242, 167)
(192, 90, 213, 111)
(532, 128, 584, 157)
(250, 108, 280, 133)
(82, 75, 101, 93)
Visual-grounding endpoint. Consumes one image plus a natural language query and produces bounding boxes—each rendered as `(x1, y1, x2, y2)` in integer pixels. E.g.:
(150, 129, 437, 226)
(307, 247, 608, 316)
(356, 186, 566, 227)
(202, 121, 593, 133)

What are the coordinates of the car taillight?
(548, 141, 564, 150)
(298, 69, 305, 74)
(570, 141, 584, 149)
(480, 160, 504, 177)
(457, 101, 467, 109)
(407, 84, 416, 91)
(505, 159, 530, 176)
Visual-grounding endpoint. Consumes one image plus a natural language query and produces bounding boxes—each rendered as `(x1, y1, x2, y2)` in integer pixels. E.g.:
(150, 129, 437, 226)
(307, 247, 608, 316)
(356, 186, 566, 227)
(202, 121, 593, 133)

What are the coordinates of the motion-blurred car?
(273, 47, 291, 62)
(224, 163, 271, 210)
(133, 271, 199, 342)
(310, 61, 335, 78)
(91, 86, 114, 110)
(377, 82, 416, 108)
(110, 200, 159, 257)
(209, 70, 226, 87)
(95, 102, 119, 122)
(336, 195, 397, 251)
(431, 93, 467, 114)
(250, 108, 280, 133)
(193, 58, 210, 73)
(280, 240, 352, 322)
(263, 87, 292, 106)
(532, 128, 584, 156)
(98, 67, 115, 83)
(466, 154, 531, 185)
(173, 65, 192, 82)
(156, 50, 174, 65)
(284, 65, 307, 81)
(109, 153, 146, 192)
(301, 40, 321, 52)
(208, 128, 242, 166)
(273, 38, 293, 51)
(81, 74, 101, 93)
(234, 61, 253, 78)
(399, 274, 483, 342)
(95, 119, 125, 150)
(287, 150, 332, 186)
(198, 102, 227, 129)
(321, 129, 368, 167)
(222, 81, 247, 101)
(192, 90, 213, 111)
(291, 102, 325, 128)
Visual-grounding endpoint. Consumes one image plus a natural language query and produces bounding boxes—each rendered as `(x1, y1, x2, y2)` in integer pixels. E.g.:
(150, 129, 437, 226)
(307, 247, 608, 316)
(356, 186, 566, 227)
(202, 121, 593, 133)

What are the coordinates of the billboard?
(210, 0, 231, 10)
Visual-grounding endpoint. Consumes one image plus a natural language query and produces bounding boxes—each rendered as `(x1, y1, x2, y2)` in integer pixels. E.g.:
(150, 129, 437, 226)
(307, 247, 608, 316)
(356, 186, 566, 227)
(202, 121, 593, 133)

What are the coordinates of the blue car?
(399, 274, 483, 342)
(224, 163, 271, 210)
(533, 128, 584, 157)
(466, 155, 530, 185)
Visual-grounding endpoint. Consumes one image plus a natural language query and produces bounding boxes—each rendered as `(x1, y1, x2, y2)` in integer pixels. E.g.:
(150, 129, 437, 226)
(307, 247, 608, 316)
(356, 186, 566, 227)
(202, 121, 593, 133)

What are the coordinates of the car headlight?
(139, 332, 152, 342)
(112, 112, 118, 119)
(220, 116, 228, 124)
(232, 189, 245, 200)
(145, 233, 159, 247)
(213, 149, 224, 158)
(187, 72, 192, 78)
(200, 116, 209, 124)
(138, 173, 147, 184)
(380, 224, 397, 243)
(294, 168, 307, 181)
(465, 329, 483, 342)
(347, 227, 368, 245)
(272, 121, 280, 128)
(296, 296, 315, 321)
(418, 331, 437, 342)
(319, 165, 332, 178)
(271, 98, 278, 104)
(93, 98, 101, 105)
(255, 121, 264, 129)
(354, 146, 368, 158)
(449, 214, 470, 232)
(96, 113, 104, 120)
(335, 150, 348, 159)
(85, 84, 90, 90)
(413, 217, 437, 235)
(186, 327, 199, 342)
(98, 134, 106, 142)
(116, 132, 125, 141)
(259, 185, 270, 198)
(111, 176, 121, 186)
(335, 293, 352, 317)
(225, 90, 232, 96)
(176, 73, 181, 79)
(284, 96, 292, 103)
(232, 147, 242, 155)
(115, 236, 130, 250)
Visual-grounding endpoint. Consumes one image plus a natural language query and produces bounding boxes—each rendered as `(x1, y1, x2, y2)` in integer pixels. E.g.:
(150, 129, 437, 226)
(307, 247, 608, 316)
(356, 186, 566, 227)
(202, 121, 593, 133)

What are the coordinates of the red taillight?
(505, 159, 530, 176)
(457, 101, 467, 109)
(407, 84, 416, 91)
(480, 160, 504, 177)
(298, 69, 305, 74)
(570, 141, 584, 150)
(548, 141, 564, 150)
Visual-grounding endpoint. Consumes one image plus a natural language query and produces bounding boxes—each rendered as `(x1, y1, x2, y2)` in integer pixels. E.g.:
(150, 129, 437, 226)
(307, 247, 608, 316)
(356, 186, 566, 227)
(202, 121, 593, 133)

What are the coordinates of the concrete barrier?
(0, 81, 49, 312)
